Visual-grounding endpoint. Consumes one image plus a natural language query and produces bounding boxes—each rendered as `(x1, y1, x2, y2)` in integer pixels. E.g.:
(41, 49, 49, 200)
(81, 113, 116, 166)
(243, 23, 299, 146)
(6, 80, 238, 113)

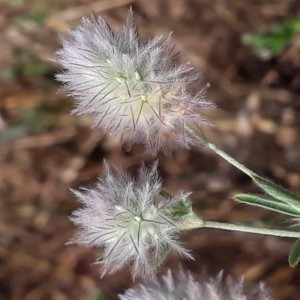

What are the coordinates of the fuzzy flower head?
(120, 269, 272, 300)
(56, 10, 213, 153)
(69, 162, 192, 277)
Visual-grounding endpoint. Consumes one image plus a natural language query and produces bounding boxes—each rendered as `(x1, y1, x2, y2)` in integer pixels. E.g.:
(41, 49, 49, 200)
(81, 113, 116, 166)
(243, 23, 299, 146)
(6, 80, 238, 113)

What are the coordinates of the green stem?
(184, 218, 300, 238)
(185, 125, 255, 178)
(204, 221, 300, 238)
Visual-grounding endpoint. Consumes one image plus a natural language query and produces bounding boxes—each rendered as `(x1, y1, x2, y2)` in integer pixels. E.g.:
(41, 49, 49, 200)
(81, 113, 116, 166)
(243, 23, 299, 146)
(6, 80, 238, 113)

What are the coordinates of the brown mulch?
(1, 0, 300, 299)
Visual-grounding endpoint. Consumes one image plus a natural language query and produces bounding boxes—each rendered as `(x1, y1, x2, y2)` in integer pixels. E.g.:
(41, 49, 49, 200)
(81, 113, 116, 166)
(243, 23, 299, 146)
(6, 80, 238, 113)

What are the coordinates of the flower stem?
(204, 221, 300, 238)
(185, 125, 255, 178)
(184, 218, 300, 238)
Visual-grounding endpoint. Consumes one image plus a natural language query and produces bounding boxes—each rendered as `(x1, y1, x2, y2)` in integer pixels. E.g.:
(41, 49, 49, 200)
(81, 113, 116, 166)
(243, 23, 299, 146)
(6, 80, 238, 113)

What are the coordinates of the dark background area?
(1, 0, 300, 299)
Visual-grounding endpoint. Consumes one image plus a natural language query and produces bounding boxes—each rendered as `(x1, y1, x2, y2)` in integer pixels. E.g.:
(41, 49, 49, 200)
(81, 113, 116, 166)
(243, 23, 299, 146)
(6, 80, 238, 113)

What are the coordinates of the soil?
(1, 0, 300, 299)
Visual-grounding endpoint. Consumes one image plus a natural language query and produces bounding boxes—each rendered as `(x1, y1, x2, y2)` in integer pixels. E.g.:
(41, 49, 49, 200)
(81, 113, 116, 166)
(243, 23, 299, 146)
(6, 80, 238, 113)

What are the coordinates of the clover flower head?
(56, 10, 214, 153)
(120, 269, 272, 300)
(69, 162, 192, 277)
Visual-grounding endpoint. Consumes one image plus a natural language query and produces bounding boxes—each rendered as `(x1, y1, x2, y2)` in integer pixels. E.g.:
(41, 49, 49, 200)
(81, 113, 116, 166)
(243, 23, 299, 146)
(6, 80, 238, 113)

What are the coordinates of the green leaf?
(289, 239, 300, 267)
(234, 194, 300, 217)
(242, 14, 300, 58)
(160, 191, 194, 221)
(252, 175, 300, 211)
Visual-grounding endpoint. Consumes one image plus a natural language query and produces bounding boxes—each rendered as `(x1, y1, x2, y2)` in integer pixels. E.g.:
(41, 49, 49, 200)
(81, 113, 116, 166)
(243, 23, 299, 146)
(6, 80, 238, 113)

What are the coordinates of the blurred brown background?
(1, 0, 300, 299)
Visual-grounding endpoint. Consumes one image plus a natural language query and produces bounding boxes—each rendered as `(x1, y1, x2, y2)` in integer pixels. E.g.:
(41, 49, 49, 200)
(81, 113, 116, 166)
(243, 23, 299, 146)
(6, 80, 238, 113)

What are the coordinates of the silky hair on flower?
(56, 10, 214, 153)
(120, 269, 272, 300)
(68, 161, 192, 277)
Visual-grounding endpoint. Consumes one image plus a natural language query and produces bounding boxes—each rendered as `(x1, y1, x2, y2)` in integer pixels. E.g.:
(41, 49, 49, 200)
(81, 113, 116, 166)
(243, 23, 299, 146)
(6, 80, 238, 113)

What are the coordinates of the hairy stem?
(185, 125, 255, 178)
(204, 221, 300, 238)
(183, 218, 300, 238)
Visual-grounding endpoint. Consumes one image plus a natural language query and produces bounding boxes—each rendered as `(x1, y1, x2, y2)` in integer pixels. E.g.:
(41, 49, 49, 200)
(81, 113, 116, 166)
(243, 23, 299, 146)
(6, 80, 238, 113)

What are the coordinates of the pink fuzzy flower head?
(120, 269, 272, 300)
(56, 10, 214, 154)
(69, 162, 192, 278)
